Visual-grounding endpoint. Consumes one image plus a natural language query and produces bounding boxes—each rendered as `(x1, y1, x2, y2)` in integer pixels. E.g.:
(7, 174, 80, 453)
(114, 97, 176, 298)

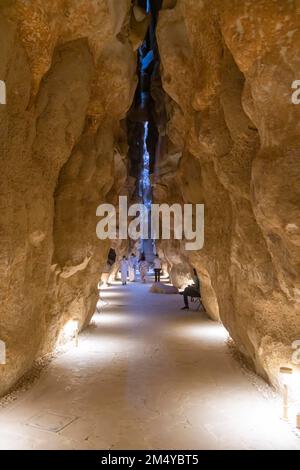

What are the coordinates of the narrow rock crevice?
(0, 0, 299, 400)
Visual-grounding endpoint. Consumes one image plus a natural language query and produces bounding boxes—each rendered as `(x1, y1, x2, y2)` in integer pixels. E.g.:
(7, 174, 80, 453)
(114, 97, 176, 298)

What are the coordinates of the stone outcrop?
(155, 0, 300, 387)
(0, 0, 137, 395)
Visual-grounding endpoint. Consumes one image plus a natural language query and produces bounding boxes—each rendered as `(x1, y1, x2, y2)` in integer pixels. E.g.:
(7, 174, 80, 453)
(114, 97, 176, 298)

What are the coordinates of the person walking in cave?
(128, 253, 137, 282)
(153, 254, 162, 283)
(180, 268, 202, 310)
(138, 253, 148, 283)
(120, 256, 129, 285)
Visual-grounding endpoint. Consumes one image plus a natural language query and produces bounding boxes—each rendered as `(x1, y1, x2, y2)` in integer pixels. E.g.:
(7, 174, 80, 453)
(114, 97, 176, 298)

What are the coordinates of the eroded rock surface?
(155, 0, 300, 386)
(0, 0, 299, 396)
(0, 0, 137, 395)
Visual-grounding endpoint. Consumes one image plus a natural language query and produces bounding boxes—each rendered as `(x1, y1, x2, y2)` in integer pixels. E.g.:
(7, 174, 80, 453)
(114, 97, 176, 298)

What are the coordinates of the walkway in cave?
(0, 279, 299, 450)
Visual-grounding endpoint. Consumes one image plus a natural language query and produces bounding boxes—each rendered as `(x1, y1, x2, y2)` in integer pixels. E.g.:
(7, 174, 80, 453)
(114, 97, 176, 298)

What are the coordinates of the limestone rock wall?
(0, 0, 299, 396)
(155, 0, 300, 386)
(0, 0, 137, 395)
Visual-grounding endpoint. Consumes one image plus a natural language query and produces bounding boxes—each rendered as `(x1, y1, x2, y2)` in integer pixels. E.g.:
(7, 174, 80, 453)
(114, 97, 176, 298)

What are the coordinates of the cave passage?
(127, 0, 162, 259)
(0, 279, 299, 450)
(0, 0, 299, 452)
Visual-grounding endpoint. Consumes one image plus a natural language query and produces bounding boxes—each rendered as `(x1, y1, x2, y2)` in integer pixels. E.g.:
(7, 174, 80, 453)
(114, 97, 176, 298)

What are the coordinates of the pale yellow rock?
(155, 0, 300, 389)
(0, 0, 137, 396)
(0, 0, 299, 398)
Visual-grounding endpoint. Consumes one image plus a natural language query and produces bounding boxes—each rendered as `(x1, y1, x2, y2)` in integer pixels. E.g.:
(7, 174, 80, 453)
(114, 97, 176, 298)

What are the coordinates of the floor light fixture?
(279, 366, 293, 420)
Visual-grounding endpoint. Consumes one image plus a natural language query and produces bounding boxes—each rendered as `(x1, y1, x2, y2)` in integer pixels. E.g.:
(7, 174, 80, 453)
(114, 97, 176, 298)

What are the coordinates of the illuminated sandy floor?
(0, 279, 299, 450)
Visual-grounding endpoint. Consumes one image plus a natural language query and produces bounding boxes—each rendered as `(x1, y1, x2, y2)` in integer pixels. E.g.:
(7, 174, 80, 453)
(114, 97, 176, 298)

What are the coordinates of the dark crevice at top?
(127, 0, 163, 202)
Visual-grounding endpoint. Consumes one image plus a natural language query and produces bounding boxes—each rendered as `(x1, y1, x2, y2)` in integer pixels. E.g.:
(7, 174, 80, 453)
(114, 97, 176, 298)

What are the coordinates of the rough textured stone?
(155, 0, 300, 388)
(0, 0, 137, 395)
(0, 0, 299, 397)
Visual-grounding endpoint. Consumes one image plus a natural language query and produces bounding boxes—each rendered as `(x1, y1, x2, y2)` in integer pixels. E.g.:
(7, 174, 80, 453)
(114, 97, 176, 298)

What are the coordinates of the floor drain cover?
(27, 411, 78, 433)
